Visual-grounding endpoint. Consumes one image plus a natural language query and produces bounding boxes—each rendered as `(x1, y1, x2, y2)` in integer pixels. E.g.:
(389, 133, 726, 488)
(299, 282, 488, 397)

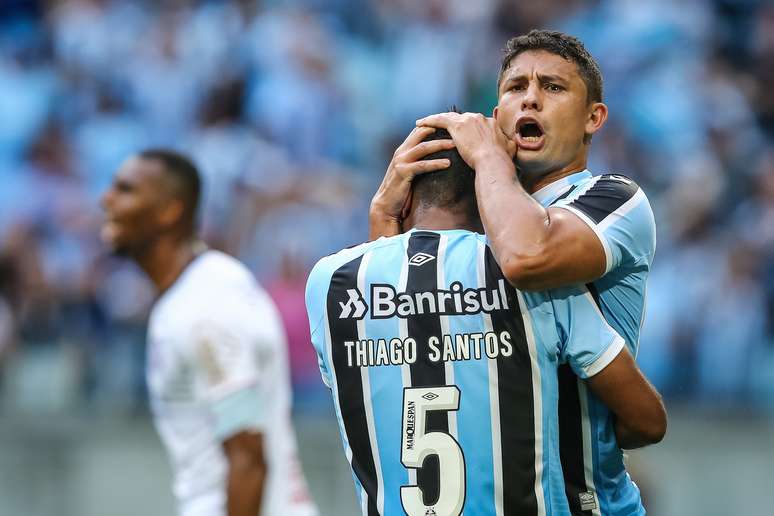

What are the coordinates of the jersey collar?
(531, 169, 592, 206)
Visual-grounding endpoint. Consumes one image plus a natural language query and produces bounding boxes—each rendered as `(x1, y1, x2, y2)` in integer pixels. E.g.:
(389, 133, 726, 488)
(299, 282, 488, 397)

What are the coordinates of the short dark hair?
(138, 148, 201, 229)
(413, 129, 479, 221)
(498, 30, 603, 104)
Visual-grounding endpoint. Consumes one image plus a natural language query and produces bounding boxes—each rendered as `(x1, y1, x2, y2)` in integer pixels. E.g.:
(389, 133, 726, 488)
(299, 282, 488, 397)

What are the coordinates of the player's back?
(307, 230, 625, 516)
(148, 250, 316, 516)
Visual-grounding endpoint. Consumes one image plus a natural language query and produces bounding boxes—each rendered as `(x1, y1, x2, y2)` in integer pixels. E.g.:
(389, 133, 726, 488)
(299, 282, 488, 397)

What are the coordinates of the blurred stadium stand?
(0, 0, 772, 515)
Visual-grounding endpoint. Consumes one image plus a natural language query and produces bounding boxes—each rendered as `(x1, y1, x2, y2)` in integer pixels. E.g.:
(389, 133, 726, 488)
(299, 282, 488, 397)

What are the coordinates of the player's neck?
(406, 206, 484, 234)
(518, 153, 588, 194)
(135, 236, 202, 294)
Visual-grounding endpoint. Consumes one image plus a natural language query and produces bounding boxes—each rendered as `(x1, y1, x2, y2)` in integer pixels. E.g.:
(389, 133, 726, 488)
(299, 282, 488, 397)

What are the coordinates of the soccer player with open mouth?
(371, 30, 662, 516)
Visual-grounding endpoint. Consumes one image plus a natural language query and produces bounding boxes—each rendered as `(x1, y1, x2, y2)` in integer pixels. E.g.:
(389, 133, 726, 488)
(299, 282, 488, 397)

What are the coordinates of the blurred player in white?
(101, 149, 317, 516)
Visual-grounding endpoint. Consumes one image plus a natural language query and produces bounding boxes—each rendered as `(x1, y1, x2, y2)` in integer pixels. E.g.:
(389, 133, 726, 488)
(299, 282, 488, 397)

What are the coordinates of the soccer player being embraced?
(101, 150, 317, 516)
(307, 131, 665, 516)
(371, 30, 659, 515)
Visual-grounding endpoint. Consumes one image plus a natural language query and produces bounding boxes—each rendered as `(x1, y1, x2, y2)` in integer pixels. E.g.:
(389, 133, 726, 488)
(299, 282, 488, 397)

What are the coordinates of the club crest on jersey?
(408, 252, 435, 266)
(337, 280, 511, 319)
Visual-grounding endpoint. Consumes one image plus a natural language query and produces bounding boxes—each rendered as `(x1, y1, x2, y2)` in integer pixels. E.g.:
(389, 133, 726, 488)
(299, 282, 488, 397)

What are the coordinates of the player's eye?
(545, 83, 563, 92)
(115, 181, 133, 193)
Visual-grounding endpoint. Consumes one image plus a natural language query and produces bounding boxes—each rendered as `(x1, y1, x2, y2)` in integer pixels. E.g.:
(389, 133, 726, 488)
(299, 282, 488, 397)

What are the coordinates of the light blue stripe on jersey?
(362, 239, 409, 515)
(443, 232, 496, 515)
(519, 290, 556, 515)
(593, 195, 654, 355)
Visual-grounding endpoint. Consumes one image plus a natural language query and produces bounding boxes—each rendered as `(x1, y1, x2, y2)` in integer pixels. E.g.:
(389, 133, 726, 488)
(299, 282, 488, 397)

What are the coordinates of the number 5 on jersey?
(400, 386, 465, 516)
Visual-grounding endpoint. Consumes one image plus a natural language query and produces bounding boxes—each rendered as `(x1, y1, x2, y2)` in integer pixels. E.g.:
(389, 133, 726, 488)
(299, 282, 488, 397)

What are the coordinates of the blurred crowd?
(0, 0, 772, 414)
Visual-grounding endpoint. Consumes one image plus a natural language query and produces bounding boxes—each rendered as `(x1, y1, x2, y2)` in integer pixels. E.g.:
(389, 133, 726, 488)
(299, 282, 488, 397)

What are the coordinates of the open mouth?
(514, 118, 545, 150)
(519, 122, 543, 142)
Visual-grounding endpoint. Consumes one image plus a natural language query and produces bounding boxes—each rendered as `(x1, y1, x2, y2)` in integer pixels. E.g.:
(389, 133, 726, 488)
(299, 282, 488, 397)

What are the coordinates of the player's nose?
(100, 188, 114, 212)
(521, 82, 542, 111)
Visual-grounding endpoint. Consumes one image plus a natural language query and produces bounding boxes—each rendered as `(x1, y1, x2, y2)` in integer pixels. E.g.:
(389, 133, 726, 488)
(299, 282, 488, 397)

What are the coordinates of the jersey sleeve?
(551, 174, 656, 274)
(188, 290, 281, 439)
(551, 286, 625, 379)
(305, 259, 333, 388)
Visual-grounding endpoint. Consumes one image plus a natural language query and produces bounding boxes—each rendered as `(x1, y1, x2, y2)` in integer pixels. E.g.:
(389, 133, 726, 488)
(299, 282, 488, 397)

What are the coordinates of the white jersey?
(147, 250, 317, 516)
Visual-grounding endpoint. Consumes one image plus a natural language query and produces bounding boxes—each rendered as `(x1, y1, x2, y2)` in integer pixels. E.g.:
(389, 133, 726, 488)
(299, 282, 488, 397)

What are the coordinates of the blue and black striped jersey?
(306, 229, 625, 516)
(535, 170, 656, 516)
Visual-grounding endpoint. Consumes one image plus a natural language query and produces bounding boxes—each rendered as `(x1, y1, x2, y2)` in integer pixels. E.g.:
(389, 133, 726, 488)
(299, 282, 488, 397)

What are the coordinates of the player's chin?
(515, 150, 545, 169)
(100, 226, 129, 256)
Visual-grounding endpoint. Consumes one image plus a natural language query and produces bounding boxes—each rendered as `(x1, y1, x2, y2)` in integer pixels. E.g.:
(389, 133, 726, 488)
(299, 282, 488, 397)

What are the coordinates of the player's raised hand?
(416, 112, 517, 171)
(369, 126, 454, 239)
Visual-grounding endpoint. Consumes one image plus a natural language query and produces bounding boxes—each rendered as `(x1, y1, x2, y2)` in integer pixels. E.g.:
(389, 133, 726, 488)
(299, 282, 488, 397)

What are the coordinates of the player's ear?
(584, 102, 608, 143)
(158, 198, 186, 228)
(493, 105, 499, 120)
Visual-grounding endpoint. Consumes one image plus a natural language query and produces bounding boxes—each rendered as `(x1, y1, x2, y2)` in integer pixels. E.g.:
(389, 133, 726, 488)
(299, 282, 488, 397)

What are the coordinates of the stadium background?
(0, 0, 772, 514)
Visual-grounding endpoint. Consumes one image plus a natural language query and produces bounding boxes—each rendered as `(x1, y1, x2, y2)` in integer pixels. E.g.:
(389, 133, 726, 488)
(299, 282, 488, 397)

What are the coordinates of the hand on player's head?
(369, 126, 455, 237)
(416, 111, 517, 170)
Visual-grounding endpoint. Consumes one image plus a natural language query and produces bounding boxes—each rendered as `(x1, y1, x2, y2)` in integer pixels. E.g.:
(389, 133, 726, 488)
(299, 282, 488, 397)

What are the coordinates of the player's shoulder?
(153, 250, 258, 321)
(308, 236, 404, 288)
(192, 249, 255, 285)
(595, 172, 643, 198)
(556, 171, 652, 226)
(575, 172, 644, 201)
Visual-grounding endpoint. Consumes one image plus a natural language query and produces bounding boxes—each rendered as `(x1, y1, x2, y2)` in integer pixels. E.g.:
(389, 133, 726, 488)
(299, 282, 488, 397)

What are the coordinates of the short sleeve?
(551, 174, 656, 274)
(188, 289, 282, 439)
(190, 316, 260, 400)
(551, 286, 625, 379)
(305, 259, 333, 389)
(305, 260, 329, 341)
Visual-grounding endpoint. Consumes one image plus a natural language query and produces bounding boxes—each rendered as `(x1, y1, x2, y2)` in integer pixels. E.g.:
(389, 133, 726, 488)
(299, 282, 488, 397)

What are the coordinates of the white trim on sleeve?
(583, 335, 625, 378)
(554, 204, 613, 274)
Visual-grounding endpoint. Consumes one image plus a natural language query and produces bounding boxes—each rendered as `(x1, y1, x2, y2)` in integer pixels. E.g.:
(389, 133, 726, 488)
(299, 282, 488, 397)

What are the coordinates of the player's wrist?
(368, 199, 402, 239)
(369, 195, 401, 222)
(471, 147, 516, 177)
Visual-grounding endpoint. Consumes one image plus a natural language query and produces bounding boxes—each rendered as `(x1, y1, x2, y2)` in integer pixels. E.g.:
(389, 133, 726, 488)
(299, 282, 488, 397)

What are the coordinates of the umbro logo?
(338, 289, 367, 319)
(606, 174, 632, 184)
(408, 252, 435, 266)
(579, 491, 598, 511)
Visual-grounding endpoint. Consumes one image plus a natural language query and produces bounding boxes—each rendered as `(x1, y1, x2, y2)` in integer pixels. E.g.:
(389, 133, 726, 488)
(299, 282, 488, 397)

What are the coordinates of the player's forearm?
(226, 457, 267, 516)
(473, 152, 554, 288)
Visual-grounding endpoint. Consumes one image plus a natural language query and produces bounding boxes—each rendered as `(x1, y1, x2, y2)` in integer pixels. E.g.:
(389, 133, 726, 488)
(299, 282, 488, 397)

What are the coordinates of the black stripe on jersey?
(326, 256, 379, 516)
(565, 174, 639, 224)
(559, 282, 602, 514)
(405, 231, 447, 506)
(558, 364, 590, 515)
(484, 248, 539, 515)
(553, 184, 579, 203)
